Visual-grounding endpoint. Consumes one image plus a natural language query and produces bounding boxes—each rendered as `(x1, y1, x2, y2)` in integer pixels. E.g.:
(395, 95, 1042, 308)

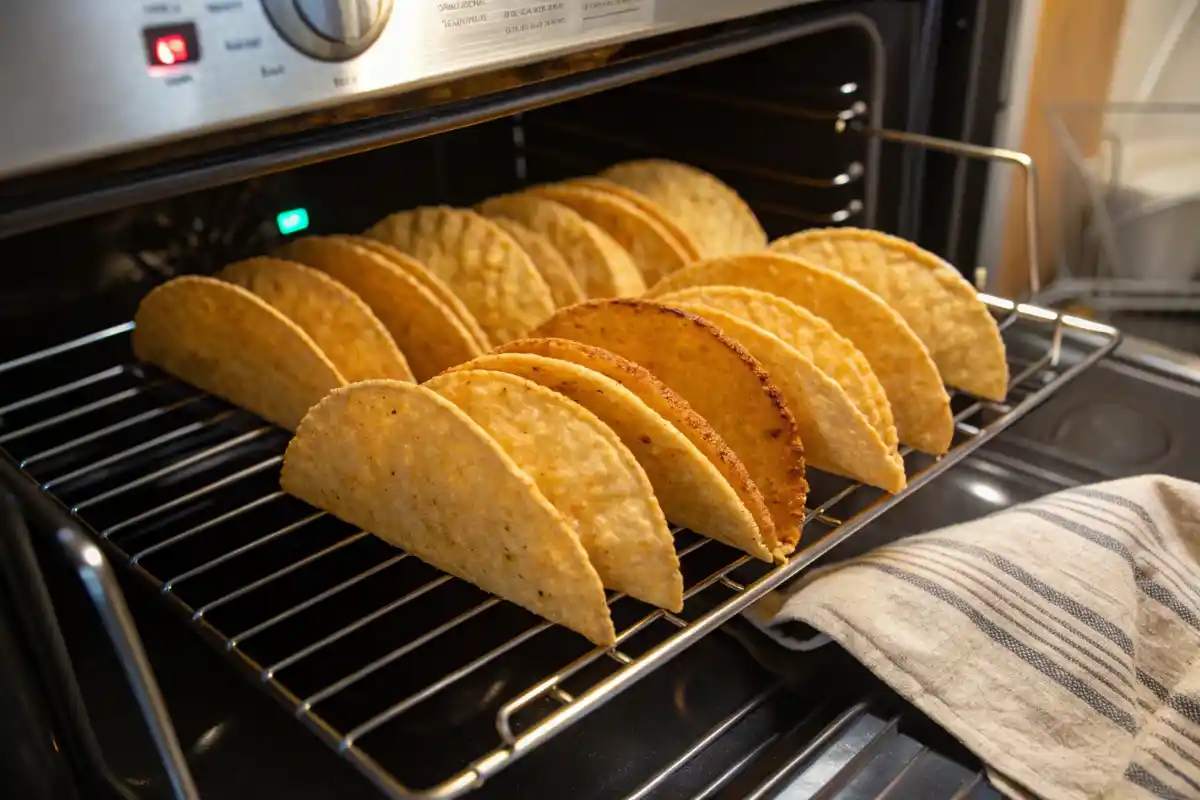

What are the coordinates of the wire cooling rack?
(0, 296, 1118, 799)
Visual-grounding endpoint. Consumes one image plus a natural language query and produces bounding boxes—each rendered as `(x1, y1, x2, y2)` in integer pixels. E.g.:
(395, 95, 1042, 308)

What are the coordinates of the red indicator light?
(143, 23, 199, 68)
(155, 34, 189, 65)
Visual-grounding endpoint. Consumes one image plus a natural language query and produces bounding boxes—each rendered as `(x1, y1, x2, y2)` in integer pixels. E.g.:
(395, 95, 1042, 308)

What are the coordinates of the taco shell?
(279, 236, 484, 381)
(655, 286, 897, 453)
(648, 253, 953, 455)
(527, 183, 690, 286)
(335, 236, 491, 351)
(672, 302, 905, 493)
(425, 370, 682, 611)
(132, 276, 345, 431)
(495, 338, 777, 561)
(563, 177, 702, 261)
(488, 217, 585, 308)
(599, 160, 766, 258)
(534, 300, 806, 557)
(477, 193, 645, 298)
(450, 352, 770, 562)
(217, 257, 414, 384)
(280, 381, 615, 645)
(364, 206, 554, 344)
(771, 227, 1009, 401)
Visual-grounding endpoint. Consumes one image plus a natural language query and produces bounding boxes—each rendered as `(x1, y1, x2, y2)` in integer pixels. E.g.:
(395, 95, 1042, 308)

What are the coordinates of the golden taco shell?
(527, 183, 690, 286)
(279, 236, 484, 381)
(655, 285, 897, 454)
(217, 257, 413, 384)
(488, 216, 585, 308)
(280, 381, 615, 645)
(477, 193, 645, 298)
(599, 160, 766, 258)
(450, 352, 770, 562)
(534, 299, 806, 557)
(647, 253, 953, 455)
(132, 276, 345, 431)
(426, 369, 682, 611)
(672, 302, 905, 493)
(563, 177, 702, 261)
(364, 206, 554, 344)
(335, 236, 491, 351)
(771, 227, 1009, 401)
(495, 338, 777, 561)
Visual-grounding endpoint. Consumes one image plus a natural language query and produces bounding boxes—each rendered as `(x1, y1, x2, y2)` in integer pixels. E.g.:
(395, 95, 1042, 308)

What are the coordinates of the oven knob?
(261, 0, 392, 61)
(295, 0, 378, 42)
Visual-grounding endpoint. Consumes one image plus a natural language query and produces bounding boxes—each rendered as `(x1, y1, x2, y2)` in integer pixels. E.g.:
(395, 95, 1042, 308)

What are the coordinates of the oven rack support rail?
(0, 147, 1112, 800)
(619, 683, 999, 800)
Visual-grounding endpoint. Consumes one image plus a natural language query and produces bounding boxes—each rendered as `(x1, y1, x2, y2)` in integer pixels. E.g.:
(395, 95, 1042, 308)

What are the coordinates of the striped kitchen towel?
(764, 474, 1200, 800)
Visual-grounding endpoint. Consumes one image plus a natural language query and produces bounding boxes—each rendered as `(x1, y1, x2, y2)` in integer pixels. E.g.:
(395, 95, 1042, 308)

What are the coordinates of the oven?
(0, 2, 1130, 799)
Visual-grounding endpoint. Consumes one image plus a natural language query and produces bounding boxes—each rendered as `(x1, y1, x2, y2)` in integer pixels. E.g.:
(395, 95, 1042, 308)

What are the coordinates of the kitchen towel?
(758, 474, 1200, 800)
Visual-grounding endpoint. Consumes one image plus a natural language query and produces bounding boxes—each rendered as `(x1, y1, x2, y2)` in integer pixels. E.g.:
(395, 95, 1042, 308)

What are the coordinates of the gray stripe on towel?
(1125, 763, 1189, 800)
(1015, 508, 1200, 632)
(897, 536, 1135, 655)
(898, 543, 1134, 687)
(877, 551, 1136, 703)
(1044, 497, 1200, 610)
(858, 561, 1138, 733)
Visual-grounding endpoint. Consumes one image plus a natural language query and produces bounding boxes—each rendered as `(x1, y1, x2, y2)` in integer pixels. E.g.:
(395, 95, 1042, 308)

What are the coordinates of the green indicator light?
(276, 208, 310, 235)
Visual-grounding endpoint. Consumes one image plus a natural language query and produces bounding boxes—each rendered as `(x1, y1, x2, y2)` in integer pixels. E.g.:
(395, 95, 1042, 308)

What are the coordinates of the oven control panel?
(0, 0, 809, 181)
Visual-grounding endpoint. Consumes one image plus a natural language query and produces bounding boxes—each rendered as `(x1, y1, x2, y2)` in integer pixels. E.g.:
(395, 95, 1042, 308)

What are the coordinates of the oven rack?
(0, 296, 1118, 799)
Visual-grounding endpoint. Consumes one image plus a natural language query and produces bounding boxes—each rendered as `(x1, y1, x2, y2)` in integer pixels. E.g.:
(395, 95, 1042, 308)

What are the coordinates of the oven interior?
(0, 7, 1120, 800)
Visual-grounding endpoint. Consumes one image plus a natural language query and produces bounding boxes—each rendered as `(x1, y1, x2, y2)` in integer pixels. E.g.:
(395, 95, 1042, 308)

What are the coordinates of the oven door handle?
(0, 470, 200, 800)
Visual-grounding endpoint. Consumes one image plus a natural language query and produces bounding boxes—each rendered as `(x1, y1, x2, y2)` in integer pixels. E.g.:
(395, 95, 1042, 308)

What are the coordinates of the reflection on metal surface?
(54, 524, 200, 800)
(625, 685, 782, 800)
(755, 198, 864, 224)
(774, 715, 893, 798)
(964, 480, 1009, 507)
(1052, 402, 1171, 467)
(193, 721, 228, 755)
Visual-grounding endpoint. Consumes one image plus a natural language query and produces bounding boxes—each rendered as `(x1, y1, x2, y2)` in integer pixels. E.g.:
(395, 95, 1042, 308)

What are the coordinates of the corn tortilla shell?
(451, 352, 770, 562)
(495, 338, 777, 561)
(563, 177, 702, 261)
(647, 253, 953, 455)
(771, 227, 1009, 401)
(364, 206, 554, 344)
(599, 160, 766, 258)
(673, 303, 905, 493)
(527, 183, 690, 286)
(477, 193, 645, 298)
(132, 276, 345, 431)
(279, 236, 484, 381)
(534, 300, 806, 557)
(426, 370, 682, 611)
(488, 217, 585, 308)
(655, 286, 897, 453)
(335, 236, 492, 351)
(280, 381, 614, 645)
(217, 257, 414, 384)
